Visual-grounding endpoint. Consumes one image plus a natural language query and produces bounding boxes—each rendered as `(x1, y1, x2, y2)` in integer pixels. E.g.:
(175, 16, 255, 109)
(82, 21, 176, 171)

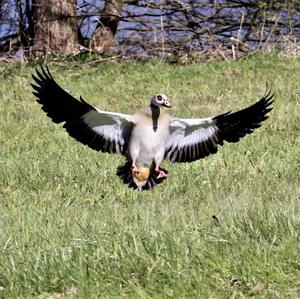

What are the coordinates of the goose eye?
(157, 95, 162, 101)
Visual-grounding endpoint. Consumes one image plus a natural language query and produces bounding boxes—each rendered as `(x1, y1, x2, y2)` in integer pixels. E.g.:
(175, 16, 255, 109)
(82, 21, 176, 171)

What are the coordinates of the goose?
(32, 67, 274, 191)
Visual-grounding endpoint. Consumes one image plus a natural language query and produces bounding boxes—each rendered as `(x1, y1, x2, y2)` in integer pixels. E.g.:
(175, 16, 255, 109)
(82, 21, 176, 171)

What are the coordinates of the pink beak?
(163, 100, 171, 108)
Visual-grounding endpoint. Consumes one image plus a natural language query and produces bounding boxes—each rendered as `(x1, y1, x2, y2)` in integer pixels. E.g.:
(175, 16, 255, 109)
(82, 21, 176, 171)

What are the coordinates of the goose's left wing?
(164, 91, 274, 163)
(32, 66, 133, 155)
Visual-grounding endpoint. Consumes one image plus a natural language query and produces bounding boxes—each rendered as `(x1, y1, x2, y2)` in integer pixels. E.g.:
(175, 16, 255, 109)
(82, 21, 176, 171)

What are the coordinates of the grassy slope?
(0, 54, 299, 298)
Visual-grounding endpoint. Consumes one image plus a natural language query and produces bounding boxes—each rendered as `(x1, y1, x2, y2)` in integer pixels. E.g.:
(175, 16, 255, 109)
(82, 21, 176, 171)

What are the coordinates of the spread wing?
(32, 66, 133, 155)
(164, 90, 274, 163)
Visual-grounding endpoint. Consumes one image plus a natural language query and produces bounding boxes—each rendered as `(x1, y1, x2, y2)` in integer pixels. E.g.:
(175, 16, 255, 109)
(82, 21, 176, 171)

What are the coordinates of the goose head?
(151, 94, 171, 108)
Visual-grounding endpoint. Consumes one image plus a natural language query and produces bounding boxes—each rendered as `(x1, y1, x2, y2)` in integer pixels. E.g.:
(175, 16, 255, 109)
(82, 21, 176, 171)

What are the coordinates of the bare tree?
(89, 0, 124, 53)
(16, 0, 34, 50)
(0, 0, 299, 59)
(33, 0, 78, 56)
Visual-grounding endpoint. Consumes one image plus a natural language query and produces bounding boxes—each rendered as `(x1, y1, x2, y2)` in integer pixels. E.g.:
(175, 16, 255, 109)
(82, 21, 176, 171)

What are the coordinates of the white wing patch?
(83, 110, 131, 143)
(81, 109, 133, 154)
(165, 117, 220, 163)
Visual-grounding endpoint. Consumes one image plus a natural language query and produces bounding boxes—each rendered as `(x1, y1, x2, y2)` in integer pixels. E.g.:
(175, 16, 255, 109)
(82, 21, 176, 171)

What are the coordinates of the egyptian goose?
(32, 67, 274, 191)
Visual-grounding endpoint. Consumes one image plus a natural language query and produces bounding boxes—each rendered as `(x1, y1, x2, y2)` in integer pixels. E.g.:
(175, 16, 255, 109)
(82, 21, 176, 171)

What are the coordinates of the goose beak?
(163, 100, 171, 108)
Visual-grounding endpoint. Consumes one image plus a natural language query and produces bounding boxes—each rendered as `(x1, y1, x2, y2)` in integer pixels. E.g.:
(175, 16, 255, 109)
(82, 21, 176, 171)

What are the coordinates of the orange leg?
(155, 166, 168, 179)
(131, 162, 138, 173)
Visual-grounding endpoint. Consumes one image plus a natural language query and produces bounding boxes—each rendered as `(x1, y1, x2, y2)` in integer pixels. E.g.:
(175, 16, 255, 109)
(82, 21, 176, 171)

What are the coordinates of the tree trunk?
(89, 0, 124, 53)
(16, 0, 28, 48)
(33, 0, 78, 56)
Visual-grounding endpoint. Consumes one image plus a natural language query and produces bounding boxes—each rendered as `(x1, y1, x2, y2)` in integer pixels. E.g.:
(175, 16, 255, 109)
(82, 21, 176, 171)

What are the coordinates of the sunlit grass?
(0, 54, 299, 298)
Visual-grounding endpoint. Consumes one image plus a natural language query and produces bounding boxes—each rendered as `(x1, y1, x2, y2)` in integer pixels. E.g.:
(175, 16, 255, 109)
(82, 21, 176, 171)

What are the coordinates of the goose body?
(130, 106, 170, 168)
(32, 67, 274, 191)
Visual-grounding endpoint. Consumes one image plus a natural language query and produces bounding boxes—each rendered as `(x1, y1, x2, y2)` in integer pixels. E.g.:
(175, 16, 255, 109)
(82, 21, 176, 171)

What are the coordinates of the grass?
(0, 54, 299, 298)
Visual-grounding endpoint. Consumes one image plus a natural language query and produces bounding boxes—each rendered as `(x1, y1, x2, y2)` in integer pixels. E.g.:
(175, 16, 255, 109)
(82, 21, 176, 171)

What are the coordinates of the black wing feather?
(214, 90, 274, 143)
(32, 66, 131, 154)
(32, 66, 94, 123)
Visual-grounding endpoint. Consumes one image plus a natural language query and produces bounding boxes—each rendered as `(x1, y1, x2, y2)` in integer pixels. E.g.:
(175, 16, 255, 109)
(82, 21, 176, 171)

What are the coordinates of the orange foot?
(155, 167, 168, 179)
(131, 163, 138, 173)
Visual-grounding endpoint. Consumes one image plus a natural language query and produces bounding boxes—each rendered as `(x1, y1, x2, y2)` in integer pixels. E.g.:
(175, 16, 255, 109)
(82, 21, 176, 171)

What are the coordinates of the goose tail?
(116, 161, 168, 191)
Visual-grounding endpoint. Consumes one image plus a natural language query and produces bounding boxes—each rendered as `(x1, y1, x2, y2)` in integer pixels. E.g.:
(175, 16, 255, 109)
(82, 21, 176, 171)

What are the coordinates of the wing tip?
(32, 65, 53, 82)
(261, 84, 275, 106)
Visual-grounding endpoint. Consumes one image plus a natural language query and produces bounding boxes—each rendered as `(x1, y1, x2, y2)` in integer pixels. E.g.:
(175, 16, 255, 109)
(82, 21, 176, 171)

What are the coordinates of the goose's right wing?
(165, 91, 274, 163)
(32, 66, 133, 155)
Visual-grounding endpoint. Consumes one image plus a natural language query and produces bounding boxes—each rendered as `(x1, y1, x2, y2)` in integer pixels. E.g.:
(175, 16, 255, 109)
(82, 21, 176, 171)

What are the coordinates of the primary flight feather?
(32, 66, 274, 191)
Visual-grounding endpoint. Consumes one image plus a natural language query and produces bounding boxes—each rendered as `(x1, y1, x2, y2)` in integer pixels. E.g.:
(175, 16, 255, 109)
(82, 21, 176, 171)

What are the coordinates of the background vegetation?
(0, 54, 299, 298)
(0, 0, 300, 61)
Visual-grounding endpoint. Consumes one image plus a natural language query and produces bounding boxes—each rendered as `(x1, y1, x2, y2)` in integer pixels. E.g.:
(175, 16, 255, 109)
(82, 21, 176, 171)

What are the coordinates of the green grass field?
(0, 54, 299, 298)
